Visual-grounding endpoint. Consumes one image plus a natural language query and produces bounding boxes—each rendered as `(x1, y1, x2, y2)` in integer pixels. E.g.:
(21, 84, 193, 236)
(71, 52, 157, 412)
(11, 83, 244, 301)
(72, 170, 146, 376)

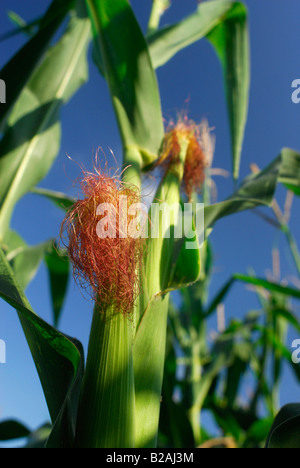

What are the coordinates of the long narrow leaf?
(0, 12, 90, 241)
(31, 186, 75, 211)
(0, 420, 30, 442)
(0, 0, 75, 130)
(234, 274, 300, 301)
(207, 2, 250, 181)
(278, 147, 300, 196)
(266, 404, 300, 448)
(6, 239, 50, 291)
(134, 147, 188, 448)
(45, 244, 70, 328)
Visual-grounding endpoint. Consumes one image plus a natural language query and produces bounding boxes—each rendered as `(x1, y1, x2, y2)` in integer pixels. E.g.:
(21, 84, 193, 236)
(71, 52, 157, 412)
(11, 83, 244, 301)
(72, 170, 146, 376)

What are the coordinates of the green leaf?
(8, 243, 47, 291)
(167, 203, 202, 290)
(31, 186, 75, 211)
(201, 148, 300, 288)
(45, 243, 70, 328)
(195, 333, 237, 410)
(0, 420, 30, 441)
(204, 277, 235, 318)
(278, 147, 300, 195)
(74, 306, 135, 448)
(133, 142, 195, 448)
(266, 404, 300, 448)
(139, 140, 190, 307)
(147, 0, 171, 35)
(200, 319, 258, 423)
(133, 293, 170, 448)
(0, 14, 41, 42)
(159, 333, 195, 448)
(207, 2, 250, 181)
(148, 0, 250, 181)
(225, 356, 248, 408)
(205, 273, 300, 320)
(272, 307, 300, 334)
(234, 274, 300, 301)
(3, 231, 70, 327)
(0, 0, 76, 129)
(147, 0, 234, 69)
(86, 0, 164, 168)
(25, 423, 52, 448)
(0, 246, 84, 448)
(246, 418, 273, 446)
(204, 153, 280, 230)
(169, 237, 201, 290)
(0, 11, 91, 241)
(159, 397, 195, 448)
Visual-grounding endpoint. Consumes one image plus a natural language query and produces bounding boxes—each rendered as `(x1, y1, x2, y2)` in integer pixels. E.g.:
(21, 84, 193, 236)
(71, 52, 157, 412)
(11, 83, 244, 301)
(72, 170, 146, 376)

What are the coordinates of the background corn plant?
(0, 0, 299, 448)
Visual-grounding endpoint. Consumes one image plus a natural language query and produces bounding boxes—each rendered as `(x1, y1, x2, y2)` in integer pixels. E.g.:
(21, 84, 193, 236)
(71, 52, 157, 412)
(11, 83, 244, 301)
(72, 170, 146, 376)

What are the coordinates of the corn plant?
(0, 0, 299, 449)
(157, 153, 300, 449)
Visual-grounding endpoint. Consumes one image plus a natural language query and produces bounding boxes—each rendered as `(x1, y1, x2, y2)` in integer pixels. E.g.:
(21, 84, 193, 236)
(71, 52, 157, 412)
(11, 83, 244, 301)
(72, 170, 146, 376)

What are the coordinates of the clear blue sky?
(0, 0, 300, 446)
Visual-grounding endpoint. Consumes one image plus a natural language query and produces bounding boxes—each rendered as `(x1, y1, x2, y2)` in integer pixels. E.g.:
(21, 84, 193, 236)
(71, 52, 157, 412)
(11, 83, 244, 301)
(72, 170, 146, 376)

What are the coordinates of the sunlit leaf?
(207, 2, 249, 181)
(278, 147, 300, 196)
(0, 420, 30, 442)
(74, 306, 135, 448)
(234, 274, 300, 301)
(0, 11, 90, 241)
(0, 246, 84, 448)
(148, 0, 250, 181)
(148, 0, 233, 69)
(266, 404, 300, 448)
(0, 0, 76, 129)
(86, 0, 164, 168)
(31, 186, 75, 211)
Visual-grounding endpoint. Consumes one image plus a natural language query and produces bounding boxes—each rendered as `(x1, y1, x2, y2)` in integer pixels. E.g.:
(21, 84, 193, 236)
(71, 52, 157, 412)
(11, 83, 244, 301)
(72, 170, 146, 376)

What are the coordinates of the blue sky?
(0, 0, 300, 445)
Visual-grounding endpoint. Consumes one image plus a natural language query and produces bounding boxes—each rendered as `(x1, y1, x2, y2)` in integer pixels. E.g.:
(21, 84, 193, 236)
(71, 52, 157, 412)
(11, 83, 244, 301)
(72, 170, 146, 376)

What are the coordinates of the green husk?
(74, 305, 135, 448)
(133, 137, 190, 447)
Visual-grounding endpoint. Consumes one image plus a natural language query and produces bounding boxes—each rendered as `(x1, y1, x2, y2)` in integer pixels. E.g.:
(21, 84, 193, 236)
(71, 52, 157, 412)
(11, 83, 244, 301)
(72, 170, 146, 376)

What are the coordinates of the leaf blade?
(0, 0, 75, 129)
(148, 1, 250, 180)
(207, 2, 250, 180)
(204, 154, 280, 230)
(278, 147, 300, 195)
(148, 0, 233, 69)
